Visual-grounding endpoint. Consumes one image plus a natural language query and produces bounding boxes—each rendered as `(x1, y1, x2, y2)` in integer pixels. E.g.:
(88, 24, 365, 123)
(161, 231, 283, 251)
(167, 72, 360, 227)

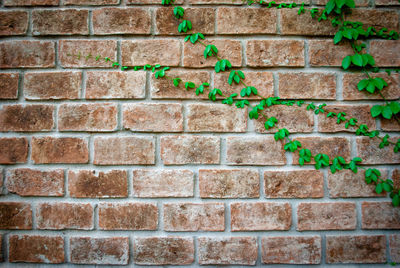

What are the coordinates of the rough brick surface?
(0, 138, 28, 164)
(64, 0, 119, 4)
(0, 11, 28, 36)
(370, 40, 400, 67)
(0, 73, 18, 99)
(390, 235, 400, 262)
(362, 202, 400, 229)
(309, 40, 353, 66)
(280, 9, 334, 35)
(4, 0, 59, 5)
(356, 137, 400, 164)
(0, 202, 32, 229)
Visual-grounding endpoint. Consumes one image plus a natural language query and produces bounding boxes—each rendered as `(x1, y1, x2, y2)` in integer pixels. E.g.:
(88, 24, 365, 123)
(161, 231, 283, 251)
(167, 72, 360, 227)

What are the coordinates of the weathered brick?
(356, 136, 400, 164)
(370, 40, 400, 67)
(0, 171, 3, 196)
(161, 135, 220, 165)
(261, 236, 321, 264)
(0, 73, 18, 99)
(362, 202, 400, 229)
(94, 137, 155, 165)
(347, 9, 399, 32)
(64, 0, 119, 4)
(199, 169, 259, 198)
(0, 235, 2, 262)
(184, 39, 241, 67)
(264, 170, 324, 198)
(9, 235, 64, 263)
(59, 40, 117, 68)
(163, 203, 225, 231)
(376, 0, 400, 5)
(381, 118, 400, 131)
(132, 169, 194, 197)
(133, 237, 194, 265)
(93, 8, 151, 35)
(231, 202, 291, 231)
(6, 168, 64, 197)
(0, 138, 28, 164)
(0, 11, 28, 36)
(98, 203, 157, 230)
(128, 0, 182, 3)
(280, 9, 334, 35)
(70, 237, 129, 265)
(36, 203, 93, 230)
(390, 235, 400, 262)
(278, 72, 336, 99)
(309, 40, 353, 66)
(0, 41, 55, 68)
(247, 40, 304, 67)
(121, 40, 180, 66)
(4, 0, 59, 6)
(198, 237, 257, 265)
(24, 72, 81, 100)
(123, 103, 183, 132)
(393, 169, 400, 190)
(0, 202, 32, 229)
(226, 136, 286, 165)
(68, 170, 128, 198)
(297, 202, 356, 231)
(314, 0, 367, 5)
(32, 137, 88, 164)
(217, 8, 276, 34)
(326, 235, 386, 263)
(32, 9, 88, 35)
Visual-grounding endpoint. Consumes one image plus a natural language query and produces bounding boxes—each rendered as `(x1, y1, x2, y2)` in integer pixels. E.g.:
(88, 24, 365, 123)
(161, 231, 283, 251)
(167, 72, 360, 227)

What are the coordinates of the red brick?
(94, 137, 155, 165)
(280, 9, 334, 35)
(128, 0, 183, 3)
(309, 40, 353, 66)
(314, 0, 367, 5)
(326, 235, 386, 263)
(362, 202, 400, 229)
(381, 118, 400, 131)
(247, 40, 304, 67)
(0, 11, 28, 36)
(161, 135, 220, 165)
(132, 169, 194, 197)
(297, 202, 356, 231)
(198, 237, 257, 265)
(64, 0, 119, 4)
(6, 168, 64, 197)
(0, 235, 2, 262)
(0, 171, 3, 196)
(9, 235, 64, 263)
(24, 72, 81, 100)
(226, 136, 286, 165)
(0, 137, 28, 164)
(390, 235, 400, 262)
(70, 237, 129, 265)
(0, 73, 18, 99)
(98, 203, 157, 230)
(59, 40, 117, 68)
(32, 137, 88, 164)
(370, 40, 400, 67)
(32, 9, 88, 35)
(356, 136, 400, 164)
(4, 0, 59, 6)
(261, 236, 321, 264)
(189, 0, 242, 3)
(93, 8, 151, 35)
(68, 170, 128, 198)
(163, 203, 225, 231)
(376, 0, 400, 5)
(231, 202, 291, 231)
(199, 169, 259, 198)
(133, 237, 194, 265)
(0, 202, 32, 229)
(347, 9, 399, 32)
(37, 202, 93, 230)
(123, 103, 183, 132)
(0, 41, 55, 68)
(393, 169, 400, 190)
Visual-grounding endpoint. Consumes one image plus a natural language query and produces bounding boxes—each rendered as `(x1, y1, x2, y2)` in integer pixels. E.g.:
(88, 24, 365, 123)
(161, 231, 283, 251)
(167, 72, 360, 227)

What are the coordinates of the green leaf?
(345, 0, 355, 7)
(382, 105, 393, 119)
(342, 55, 352, 70)
(228, 71, 235, 85)
(357, 79, 369, 91)
(215, 61, 221, 73)
(370, 105, 383, 117)
(393, 194, 400, 207)
(389, 101, 400, 114)
(333, 31, 343, 44)
(185, 81, 195, 90)
(173, 78, 181, 87)
(173, 6, 184, 19)
(335, 0, 346, 8)
(382, 182, 392, 192)
(351, 54, 363, 67)
(375, 183, 383, 194)
(237, 70, 245, 79)
(326, 0, 336, 14)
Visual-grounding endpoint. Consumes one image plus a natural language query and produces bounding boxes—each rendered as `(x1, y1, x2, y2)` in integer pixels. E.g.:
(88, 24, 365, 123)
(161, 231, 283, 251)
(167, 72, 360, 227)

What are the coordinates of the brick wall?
(0, 0, 399, 266)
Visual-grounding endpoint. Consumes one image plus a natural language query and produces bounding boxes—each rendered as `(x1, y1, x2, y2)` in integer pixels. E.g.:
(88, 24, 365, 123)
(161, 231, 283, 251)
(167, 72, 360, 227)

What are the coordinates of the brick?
(0, 171, 3, 196)
(0, 138, 28, 164)
(247, 40, 304, 67)
(184, 39, 241, 67)
(189, 0, 242, 3)
(362, 202, 400, 229)
(0, 235, 2, 262)
(161, 135, 220, 165)
(128, 0, 182, 3)
(9, 235, 64, 263)
(59, 40, 117, 68)
(231, 202, 291, 231)
(0, 202, 32, 229)
(376, 0, 400, 5)
(0, 11, 28, 36)
(133, 237, 194, 265)
(0, 73, 18, 99)
(261, 236, 321, 264)
(393, 169, 400, 190)
(314, 0, 368, 5)
(226, 136, 286, 165)
(121, 40, 180, 66)
(278, 72, 336, 99)
(70, 237, 129, 265)
(297, 202, 356, 231)
(356, 136, 400, 164)
(309, 40, 353, 66)
(156, 7, 215, 35)
(264, 170, 323, 198)
(94, 137, 155, 165)
(199, 169, 259, 198)
(280, 9, 334, 35)
(132, 169, 194, 198)
(4, 0, 59, 5)
(98, 203, 157, 230)
(390, 235, 400, 262)
(32, 137, 88, 164)
(24, 72, 81, 100)
(0, 41, 55, 68)
(123, 103, 183, 132)
(68, 170, 128, 198)
(32, 9, 88, 35)
(6, 168, 64, 197)
(36, 203, 93, 230)
(198, 237, 257, 265)
(86, 71, 145, 99)
(93, 8, 151, 35)
(347, 9, 399, 32)
(217, 8, 276, 34)
(64, 0, 119, 4)
(381, 118, 400, 131)
(370, 40, 400, 67)
(187, 104, 247, 132)
(163, 203, 225, 231)
(326, 235, 386, 263)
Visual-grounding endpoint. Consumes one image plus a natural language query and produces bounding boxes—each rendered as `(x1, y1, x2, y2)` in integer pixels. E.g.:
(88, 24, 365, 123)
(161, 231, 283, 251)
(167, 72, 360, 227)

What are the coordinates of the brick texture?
(0, 138, 28, 164)
(0, 202, 32, 229)
(0, 73, 18, 99)
(0, 11, 28, 36)
(362, 202, 400, 229)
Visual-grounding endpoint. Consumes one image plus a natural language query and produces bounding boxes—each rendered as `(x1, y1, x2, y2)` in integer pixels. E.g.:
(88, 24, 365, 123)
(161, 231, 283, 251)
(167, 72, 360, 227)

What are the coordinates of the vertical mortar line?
(64, 234, 70, 264)
(313, 107, 319, 133)
(214, 6, 218, 36)
(27, 9, 33, 37)
(336, 71, 343, 101)
(350, 135, 357, 159)
(220, 136, 226, 166)
(276, 6, 281, 35)
(27, 136, 33, 165)
(88, 9, 93, 36)
(128, 167, 133, 198)
(356, 197, 362, 231)
(81, 70, 87, 100)
(194, 168, 199, 199)
(321, 233, 327, 265)
(304, 39, 310, 68)
(193, 234, 198, 266)
(273, 71, 279, 97)
(93, 202, 99, 231)
(150, 8, 156, 36)
(145, 71, 151, 100)
(183, 102, 188, 133)
(89, 134, 95, 165)
(155, 135, 161, 167)
(117, 103, 123, 131)
(259, 167, 264, 200)
(17, 70, 25, 102)
(117, 40, 122, 64)
(256, 236, 262, 266)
